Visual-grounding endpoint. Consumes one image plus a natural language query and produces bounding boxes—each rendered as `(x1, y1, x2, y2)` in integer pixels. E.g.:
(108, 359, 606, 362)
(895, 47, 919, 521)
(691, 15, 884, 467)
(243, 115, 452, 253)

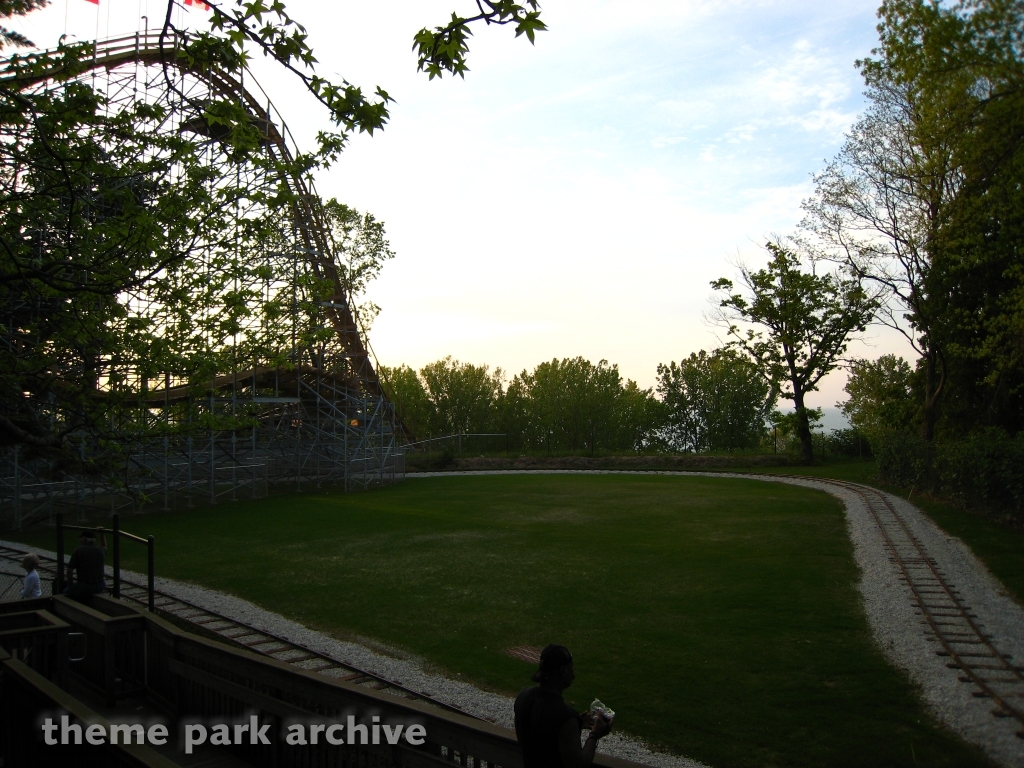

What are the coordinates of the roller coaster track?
(0, 542, 483, 722)
(1, 32, 412, 435)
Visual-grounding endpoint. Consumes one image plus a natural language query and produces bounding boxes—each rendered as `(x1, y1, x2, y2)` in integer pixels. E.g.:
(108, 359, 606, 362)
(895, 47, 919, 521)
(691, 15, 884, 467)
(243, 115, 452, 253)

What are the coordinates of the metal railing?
(402, 433, 508, 455)
(55, 514, 155, 611)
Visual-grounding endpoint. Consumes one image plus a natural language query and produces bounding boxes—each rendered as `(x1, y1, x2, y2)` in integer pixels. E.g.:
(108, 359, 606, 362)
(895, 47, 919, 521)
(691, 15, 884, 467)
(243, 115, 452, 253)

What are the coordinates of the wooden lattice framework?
(0, 33, 405, 528)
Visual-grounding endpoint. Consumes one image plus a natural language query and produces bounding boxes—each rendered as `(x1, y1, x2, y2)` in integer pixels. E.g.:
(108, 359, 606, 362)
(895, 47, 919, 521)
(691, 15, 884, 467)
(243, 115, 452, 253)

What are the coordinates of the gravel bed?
(5, 469, 1023, 767)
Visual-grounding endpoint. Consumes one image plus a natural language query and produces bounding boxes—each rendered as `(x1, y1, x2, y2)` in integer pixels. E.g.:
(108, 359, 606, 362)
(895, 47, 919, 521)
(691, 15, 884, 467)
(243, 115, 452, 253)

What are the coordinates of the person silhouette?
(63, 528, 107, 597)
(514, 645, 612, 768)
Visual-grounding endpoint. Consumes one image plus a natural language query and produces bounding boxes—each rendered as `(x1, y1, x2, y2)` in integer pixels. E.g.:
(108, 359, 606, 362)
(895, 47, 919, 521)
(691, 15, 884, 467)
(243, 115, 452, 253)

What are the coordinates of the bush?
(874, 432, 933, 488)
(876, 429, 1024, 524)
(403, 446, 457, 472)
(823, 428, 871, 458)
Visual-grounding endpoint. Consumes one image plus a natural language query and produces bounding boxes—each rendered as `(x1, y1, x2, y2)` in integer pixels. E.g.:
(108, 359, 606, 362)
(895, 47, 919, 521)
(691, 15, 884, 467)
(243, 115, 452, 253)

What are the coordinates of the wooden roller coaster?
(0, 33, 409, 528)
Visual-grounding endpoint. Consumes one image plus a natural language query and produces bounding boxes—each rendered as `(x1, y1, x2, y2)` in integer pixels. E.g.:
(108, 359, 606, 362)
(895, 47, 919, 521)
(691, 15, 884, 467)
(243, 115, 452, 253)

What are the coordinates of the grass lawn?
(10, 474, 995, 768)
(753, 459, 1024, 606)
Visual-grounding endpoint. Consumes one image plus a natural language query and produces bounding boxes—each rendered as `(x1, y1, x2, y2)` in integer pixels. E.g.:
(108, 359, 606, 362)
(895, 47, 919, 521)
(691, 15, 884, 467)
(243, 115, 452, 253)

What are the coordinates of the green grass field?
(10, 474, 997, 768)
(754, 459, 1024, 606)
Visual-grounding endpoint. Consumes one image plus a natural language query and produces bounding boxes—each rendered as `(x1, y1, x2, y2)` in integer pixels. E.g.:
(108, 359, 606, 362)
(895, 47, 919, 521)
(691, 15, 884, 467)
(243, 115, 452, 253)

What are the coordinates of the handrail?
(1, 595, 652, 768)
(56, 514, 155, 610)
(57, 523, 146, 543)
(137, 600, 645, 768)
(404, 433, 507, 449)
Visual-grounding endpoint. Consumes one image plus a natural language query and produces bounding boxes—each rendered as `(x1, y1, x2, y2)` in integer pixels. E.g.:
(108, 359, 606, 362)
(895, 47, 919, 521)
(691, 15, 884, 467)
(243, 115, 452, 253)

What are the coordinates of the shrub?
(876, 429, 1024, 524)
(824, 428, 871, 458)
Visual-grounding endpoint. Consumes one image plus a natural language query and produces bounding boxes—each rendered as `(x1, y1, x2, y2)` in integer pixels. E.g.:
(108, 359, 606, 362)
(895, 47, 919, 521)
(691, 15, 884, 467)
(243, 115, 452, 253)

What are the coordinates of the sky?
(10, 0, 916, 428)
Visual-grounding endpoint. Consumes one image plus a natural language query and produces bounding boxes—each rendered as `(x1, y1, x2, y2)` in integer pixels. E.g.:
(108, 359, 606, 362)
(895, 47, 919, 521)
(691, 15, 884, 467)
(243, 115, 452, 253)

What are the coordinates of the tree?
(799, 76, 953, 441)
(397, 354, 664, 454)
(0, 0, 45, 49)
(1, 39, 248, 451)
(711, 242, 877, 463)
(615, 380, 666, 453)
(378, 364, 431, 439)
(768, 406, 823, 454)
(419, 357, 503, 437)
(656, 348, 772, 453)
(526, 357, 622, 454)
(800, 0, 1024, 438)
(412, 1, 546, 80)
(925, 2, 1024, 435)
(839, 355, 917, 443)
(323, 199, 395, 338)
(494, 372, 533, 452)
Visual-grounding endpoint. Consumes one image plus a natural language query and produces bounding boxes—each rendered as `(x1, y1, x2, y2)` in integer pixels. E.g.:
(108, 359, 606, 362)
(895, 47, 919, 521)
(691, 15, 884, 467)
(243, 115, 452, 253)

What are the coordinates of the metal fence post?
(55, 513, 65, 594)
(112, 513, 121, 599)
(147, 536, 155, 612)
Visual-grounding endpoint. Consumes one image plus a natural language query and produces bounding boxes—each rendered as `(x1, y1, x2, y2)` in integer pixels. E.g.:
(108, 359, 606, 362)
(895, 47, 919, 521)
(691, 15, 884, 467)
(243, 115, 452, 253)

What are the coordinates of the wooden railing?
(55, 514, 156, 610)
(0, 604, 70, 686)
(143, 607, 527, 768)
(0, 646, 177, 767)
(0, 595, 648, 768)
(51, 595, 147, 705)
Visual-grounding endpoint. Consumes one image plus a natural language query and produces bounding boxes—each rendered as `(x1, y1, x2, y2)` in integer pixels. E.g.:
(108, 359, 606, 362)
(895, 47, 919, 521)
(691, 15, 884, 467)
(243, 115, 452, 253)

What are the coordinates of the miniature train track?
(0, 543, 484, 722)
(786, 476, 1024, 738)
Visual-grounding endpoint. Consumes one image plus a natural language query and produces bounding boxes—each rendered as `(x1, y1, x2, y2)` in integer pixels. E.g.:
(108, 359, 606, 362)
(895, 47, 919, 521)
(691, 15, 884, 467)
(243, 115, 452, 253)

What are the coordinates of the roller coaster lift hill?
(0, 32, 409, 529)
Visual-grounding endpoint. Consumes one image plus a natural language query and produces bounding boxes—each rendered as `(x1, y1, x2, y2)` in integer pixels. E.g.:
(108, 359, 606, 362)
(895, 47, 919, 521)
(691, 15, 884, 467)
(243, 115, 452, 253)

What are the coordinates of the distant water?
(775, 406, 851, 432)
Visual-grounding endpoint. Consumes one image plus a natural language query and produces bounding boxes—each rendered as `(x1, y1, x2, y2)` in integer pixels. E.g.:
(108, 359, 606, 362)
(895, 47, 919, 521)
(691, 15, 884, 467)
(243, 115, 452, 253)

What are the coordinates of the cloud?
(651, 135, 688, 149)
(753, 39, 850, 107)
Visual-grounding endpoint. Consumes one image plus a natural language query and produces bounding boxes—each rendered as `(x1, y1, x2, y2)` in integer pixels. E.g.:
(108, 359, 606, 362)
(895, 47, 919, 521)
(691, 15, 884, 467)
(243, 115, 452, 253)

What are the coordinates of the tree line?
(804, 0, 1023, 446)
(381, 352, 783, 456)
(3, 0, 1019, 484)
(381, 357, 660, 454)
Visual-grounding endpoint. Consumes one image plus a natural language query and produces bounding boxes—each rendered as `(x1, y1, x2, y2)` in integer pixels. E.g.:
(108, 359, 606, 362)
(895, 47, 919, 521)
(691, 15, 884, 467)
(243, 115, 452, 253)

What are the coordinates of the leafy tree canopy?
(0, 0, 545, 456)
(657, 348, 772, 453)
(839, 354, 917, 443)
(711, 242, 877, 463)
(420, 356, 504, 437)
(323, 199, 395, 337)
(383, 355, 663, 455)
(802, 0, 1024, 438)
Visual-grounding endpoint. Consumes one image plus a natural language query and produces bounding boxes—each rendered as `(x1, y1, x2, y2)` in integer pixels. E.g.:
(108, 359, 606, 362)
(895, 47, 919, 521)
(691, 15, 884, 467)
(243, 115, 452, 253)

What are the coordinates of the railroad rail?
(785, 476, 1024, 738)
(0, 542, 484, 722)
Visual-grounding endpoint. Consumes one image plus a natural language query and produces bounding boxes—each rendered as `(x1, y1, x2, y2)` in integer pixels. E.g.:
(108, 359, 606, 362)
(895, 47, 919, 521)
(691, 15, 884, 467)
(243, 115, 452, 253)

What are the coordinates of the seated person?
(64, 528, 107, 597)
(20, 553, 41, 599)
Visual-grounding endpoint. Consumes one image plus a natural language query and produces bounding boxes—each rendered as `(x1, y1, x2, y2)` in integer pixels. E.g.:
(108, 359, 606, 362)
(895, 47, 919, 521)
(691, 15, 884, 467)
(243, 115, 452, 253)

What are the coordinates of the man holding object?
(514, 645, 612, 768)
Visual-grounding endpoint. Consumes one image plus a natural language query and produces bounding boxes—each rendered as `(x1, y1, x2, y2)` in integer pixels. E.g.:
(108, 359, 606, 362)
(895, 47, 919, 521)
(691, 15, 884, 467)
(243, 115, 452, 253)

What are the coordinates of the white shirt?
(21, 569, 41, 599)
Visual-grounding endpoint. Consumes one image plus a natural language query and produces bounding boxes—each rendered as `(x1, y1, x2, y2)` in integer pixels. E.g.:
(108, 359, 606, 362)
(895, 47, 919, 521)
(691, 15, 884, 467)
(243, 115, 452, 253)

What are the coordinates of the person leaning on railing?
(514, 645, 613, 768)
(64, 527, 107, 597)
